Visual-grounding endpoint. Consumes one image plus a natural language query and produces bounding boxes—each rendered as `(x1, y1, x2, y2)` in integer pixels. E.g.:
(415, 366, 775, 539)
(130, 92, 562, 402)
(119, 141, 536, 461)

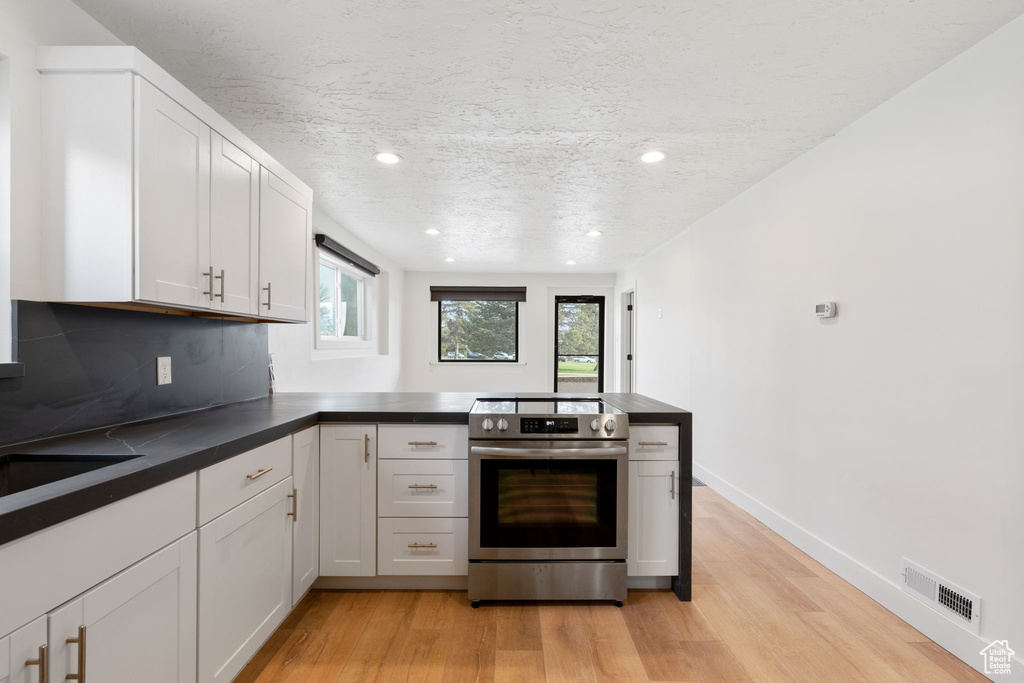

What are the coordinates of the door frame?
(553, 295, 606, 393)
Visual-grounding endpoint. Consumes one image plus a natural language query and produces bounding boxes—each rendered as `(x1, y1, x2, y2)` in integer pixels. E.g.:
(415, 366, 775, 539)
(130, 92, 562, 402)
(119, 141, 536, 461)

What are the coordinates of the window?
(318, 255, 365, 341)
(314, 234, 382, 352)
(431, 286, 526, 362)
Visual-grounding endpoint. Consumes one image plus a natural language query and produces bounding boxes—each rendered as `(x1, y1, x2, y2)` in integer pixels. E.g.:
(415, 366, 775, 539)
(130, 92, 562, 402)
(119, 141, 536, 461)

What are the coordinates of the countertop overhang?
(0, 392, 690, 547)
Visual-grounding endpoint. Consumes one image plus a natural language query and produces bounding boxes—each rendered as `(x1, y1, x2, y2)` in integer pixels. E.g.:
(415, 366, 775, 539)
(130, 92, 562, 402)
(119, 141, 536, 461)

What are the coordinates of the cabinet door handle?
(215, 269, 225, 302)
(246, 467, 273, 481)
(408, 484, 438, 489)
(638, 441, 669, 447)
(262, 282, 272, 309)
(25, 644, 47, 683)
(408, 543, 437, 549)
(202, 267, 215, 301)
(66, 624, 87, 681)
(287, 488, 297, 521)
(364, 434, 370, 463)
(669, 470, 676, 500)
(407, 441, 438, 447)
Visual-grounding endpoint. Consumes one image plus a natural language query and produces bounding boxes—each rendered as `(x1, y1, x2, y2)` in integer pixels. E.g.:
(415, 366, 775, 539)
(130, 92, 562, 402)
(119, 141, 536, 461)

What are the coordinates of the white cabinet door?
(136, 77, 211, 308)
(1, 617, 46, 683)
(320, 425, 377, 577)
(198, 479, 293, 683)
(47, 533, 198, 683)
(628, 461, 679, 577)
(209, 132, 259, 315)
(258, 168, 309, 322)
(292, 426, 320, 604)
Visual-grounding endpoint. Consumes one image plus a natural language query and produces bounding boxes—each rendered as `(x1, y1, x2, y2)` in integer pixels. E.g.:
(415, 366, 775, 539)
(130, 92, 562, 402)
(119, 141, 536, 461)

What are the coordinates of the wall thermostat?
(815, 302, 837, 318)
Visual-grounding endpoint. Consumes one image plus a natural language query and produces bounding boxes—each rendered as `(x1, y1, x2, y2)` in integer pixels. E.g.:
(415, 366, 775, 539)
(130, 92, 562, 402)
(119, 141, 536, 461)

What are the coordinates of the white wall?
(618, 14, 1024, 677)
(269, 208, 404, 392)
(0, 0, 122, 362)
(401, 271, 615, 393)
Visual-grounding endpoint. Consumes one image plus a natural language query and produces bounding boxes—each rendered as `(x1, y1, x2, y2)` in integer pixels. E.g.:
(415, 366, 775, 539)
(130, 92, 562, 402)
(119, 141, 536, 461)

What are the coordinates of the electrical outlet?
(156, 356, 172, 385)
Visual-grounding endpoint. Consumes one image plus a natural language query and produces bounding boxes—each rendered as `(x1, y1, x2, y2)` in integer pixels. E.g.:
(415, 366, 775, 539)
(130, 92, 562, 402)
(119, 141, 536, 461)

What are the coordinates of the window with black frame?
(431, 286, 525, 362)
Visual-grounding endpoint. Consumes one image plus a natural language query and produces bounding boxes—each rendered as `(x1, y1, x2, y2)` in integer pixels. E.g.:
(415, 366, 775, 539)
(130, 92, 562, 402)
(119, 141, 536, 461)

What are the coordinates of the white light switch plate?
(156, 356, 172, 385)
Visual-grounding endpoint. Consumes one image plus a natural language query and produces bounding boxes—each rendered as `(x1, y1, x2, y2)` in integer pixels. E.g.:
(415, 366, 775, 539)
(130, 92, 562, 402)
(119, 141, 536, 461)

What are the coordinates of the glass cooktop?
(471, 398, 624, 415)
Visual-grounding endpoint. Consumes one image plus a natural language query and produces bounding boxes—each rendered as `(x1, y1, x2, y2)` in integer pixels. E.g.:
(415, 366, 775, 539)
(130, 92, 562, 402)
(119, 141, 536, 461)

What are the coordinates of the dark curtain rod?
(314, 234, 381, 276)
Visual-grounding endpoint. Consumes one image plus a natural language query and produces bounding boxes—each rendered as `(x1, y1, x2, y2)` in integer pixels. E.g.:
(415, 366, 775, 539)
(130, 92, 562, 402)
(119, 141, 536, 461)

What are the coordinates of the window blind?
(314, 234, 381, 277)
(429, 286, 527, 302)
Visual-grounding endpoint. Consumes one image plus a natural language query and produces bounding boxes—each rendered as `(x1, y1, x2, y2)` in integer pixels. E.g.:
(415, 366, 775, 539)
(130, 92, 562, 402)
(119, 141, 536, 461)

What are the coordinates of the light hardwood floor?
(237, 486, 986, 682)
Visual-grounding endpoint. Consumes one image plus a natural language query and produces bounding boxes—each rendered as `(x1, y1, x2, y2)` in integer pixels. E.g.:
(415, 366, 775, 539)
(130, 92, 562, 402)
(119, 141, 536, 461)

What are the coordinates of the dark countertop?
(0, 392, 690, 547)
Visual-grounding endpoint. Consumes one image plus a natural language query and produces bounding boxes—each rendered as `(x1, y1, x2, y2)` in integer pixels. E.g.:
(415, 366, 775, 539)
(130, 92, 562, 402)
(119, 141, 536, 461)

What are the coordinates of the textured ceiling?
(73, 0, 1024, 273)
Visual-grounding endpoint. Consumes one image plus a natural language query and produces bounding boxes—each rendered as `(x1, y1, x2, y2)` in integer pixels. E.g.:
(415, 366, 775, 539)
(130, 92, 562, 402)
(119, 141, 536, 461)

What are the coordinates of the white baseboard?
(693, 462, 1023, 682)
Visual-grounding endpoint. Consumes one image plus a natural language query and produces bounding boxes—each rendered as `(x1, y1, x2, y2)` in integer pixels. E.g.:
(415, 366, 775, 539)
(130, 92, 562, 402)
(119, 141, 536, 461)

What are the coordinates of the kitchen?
(1, 1, 1022, 681)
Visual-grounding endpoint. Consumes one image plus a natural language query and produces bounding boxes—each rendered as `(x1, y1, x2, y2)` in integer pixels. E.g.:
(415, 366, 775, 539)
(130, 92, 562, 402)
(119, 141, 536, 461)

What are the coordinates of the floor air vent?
(900, 558, 980, 635)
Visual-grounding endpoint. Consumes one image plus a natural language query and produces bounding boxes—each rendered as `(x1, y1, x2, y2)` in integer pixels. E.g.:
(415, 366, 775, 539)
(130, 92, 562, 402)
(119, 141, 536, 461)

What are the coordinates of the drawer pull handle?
(638, 441, 669, 447)
(287, 488, 297, 521)
(408, 441, 438, 447)
(408, 484, 438, 489)
(25, 644, 47, 683)
(408, 543, 437, 549)
(670, 470, 676, 500)
(246, 467, 273, 480)
(66, 625, 87, 681)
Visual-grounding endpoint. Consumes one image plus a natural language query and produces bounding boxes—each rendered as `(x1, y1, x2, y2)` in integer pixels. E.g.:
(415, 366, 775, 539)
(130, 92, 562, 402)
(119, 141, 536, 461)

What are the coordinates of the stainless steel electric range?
(467, 398, 629, 607)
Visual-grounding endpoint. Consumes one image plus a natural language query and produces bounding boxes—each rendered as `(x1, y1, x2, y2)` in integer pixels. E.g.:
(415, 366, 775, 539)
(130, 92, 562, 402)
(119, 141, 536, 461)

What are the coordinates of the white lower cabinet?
(320, 425, 377, 577)
(377, 518, 468, 576)
(0, 616, 46, 683)
(198, 479, 293, 683)
(627, 460, 680, 576)
(292, 426, 320, 604)
(48, 533, 198, 683)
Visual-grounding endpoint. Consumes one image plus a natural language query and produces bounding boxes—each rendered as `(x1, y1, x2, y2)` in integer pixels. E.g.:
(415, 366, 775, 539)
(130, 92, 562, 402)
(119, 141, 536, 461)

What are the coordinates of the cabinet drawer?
(378, 425, 468, 459)
(378, 459, 468, 517)
(377, 518, 468, 576)
(629, 425, 679, 461)
(199, 436, 292, 525)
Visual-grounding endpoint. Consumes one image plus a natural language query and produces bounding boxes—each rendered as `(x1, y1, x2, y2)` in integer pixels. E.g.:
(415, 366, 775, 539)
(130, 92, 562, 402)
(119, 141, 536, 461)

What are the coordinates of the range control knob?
(497, 418, 509, 432)
(481, 418, 494, 431)
(590, 418, 602, 432)
(604, 419, 617, 434)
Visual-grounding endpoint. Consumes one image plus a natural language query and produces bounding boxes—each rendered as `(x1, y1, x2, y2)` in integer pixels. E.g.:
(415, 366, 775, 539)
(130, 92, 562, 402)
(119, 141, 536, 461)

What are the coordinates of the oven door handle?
(470, 446, 627, 458)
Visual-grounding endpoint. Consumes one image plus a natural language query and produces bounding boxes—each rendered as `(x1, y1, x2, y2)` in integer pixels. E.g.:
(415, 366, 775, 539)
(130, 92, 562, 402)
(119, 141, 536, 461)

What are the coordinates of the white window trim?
(315, 248, 376, 352)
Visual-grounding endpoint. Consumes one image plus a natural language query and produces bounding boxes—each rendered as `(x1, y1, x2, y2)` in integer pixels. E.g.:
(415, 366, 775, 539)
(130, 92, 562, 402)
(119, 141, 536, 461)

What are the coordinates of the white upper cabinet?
(209, 132, 260, 315)
(38, 47, 311, 322)
(258, 169, 310, 321)
(136, 79, 211, 309)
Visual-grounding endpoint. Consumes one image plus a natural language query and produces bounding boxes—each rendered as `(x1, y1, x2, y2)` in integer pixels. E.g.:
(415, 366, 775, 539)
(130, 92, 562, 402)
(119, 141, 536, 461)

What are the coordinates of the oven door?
(469, 440, 628, 561)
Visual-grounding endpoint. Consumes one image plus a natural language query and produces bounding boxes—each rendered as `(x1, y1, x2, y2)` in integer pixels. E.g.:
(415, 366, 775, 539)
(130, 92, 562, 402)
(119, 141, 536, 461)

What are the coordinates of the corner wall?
(617, 13, 1024, 677)
(268, 208, 404, 392)
(400, 271, 615, 393)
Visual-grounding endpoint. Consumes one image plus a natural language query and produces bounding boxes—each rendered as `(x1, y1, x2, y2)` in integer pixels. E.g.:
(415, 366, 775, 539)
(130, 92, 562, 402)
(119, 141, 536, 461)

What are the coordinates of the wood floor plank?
(494, 650, 546, 683)
(795, 611, 904, 682)
(441, 594, 498, 683)
(495, 602, 544, 651)
(539, 604, 599, 682)
(907, 642, 989, 682)
(678, 641, 754, 683)
(304, 591, 383, 682)
(691, 558, 719, 585)
(234, 626, 295, 683)
(578, 603, 649, 681)
(337, 590, 420, 682)
(621, 591, 715, 681)
(412, 590, 461, 630)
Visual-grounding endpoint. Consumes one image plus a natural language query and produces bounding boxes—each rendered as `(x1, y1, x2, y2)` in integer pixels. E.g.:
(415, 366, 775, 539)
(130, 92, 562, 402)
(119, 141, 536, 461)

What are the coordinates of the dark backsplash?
(0, 301, 268, 446)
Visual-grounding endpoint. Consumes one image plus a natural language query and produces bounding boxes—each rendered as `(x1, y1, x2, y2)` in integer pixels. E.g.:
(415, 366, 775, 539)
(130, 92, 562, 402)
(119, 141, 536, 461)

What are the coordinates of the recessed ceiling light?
(374, 152, 402, 164)
(425, 228, 440, 236)
(639, 150, 666, 163)
(586, 230, 602, 237)
(444, 257, 456, 263)
(565, 260, 577, 265)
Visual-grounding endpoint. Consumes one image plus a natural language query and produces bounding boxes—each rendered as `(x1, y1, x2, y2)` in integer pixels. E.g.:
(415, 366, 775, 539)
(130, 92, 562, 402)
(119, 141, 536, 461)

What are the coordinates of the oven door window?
(479, 458, 618, 548)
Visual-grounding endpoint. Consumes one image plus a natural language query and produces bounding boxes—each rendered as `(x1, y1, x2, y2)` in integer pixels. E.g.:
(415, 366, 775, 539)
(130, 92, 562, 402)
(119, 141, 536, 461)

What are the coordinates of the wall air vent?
(900, 558, 981, 635)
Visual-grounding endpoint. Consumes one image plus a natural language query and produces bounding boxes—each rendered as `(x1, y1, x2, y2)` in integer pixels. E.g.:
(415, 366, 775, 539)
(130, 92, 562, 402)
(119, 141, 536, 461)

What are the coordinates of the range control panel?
(521, 417, 578, 434)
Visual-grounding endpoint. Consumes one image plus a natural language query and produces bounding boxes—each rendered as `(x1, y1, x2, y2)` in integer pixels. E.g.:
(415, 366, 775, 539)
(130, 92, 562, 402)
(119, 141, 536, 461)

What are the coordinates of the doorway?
(554, 296, 605, 394)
